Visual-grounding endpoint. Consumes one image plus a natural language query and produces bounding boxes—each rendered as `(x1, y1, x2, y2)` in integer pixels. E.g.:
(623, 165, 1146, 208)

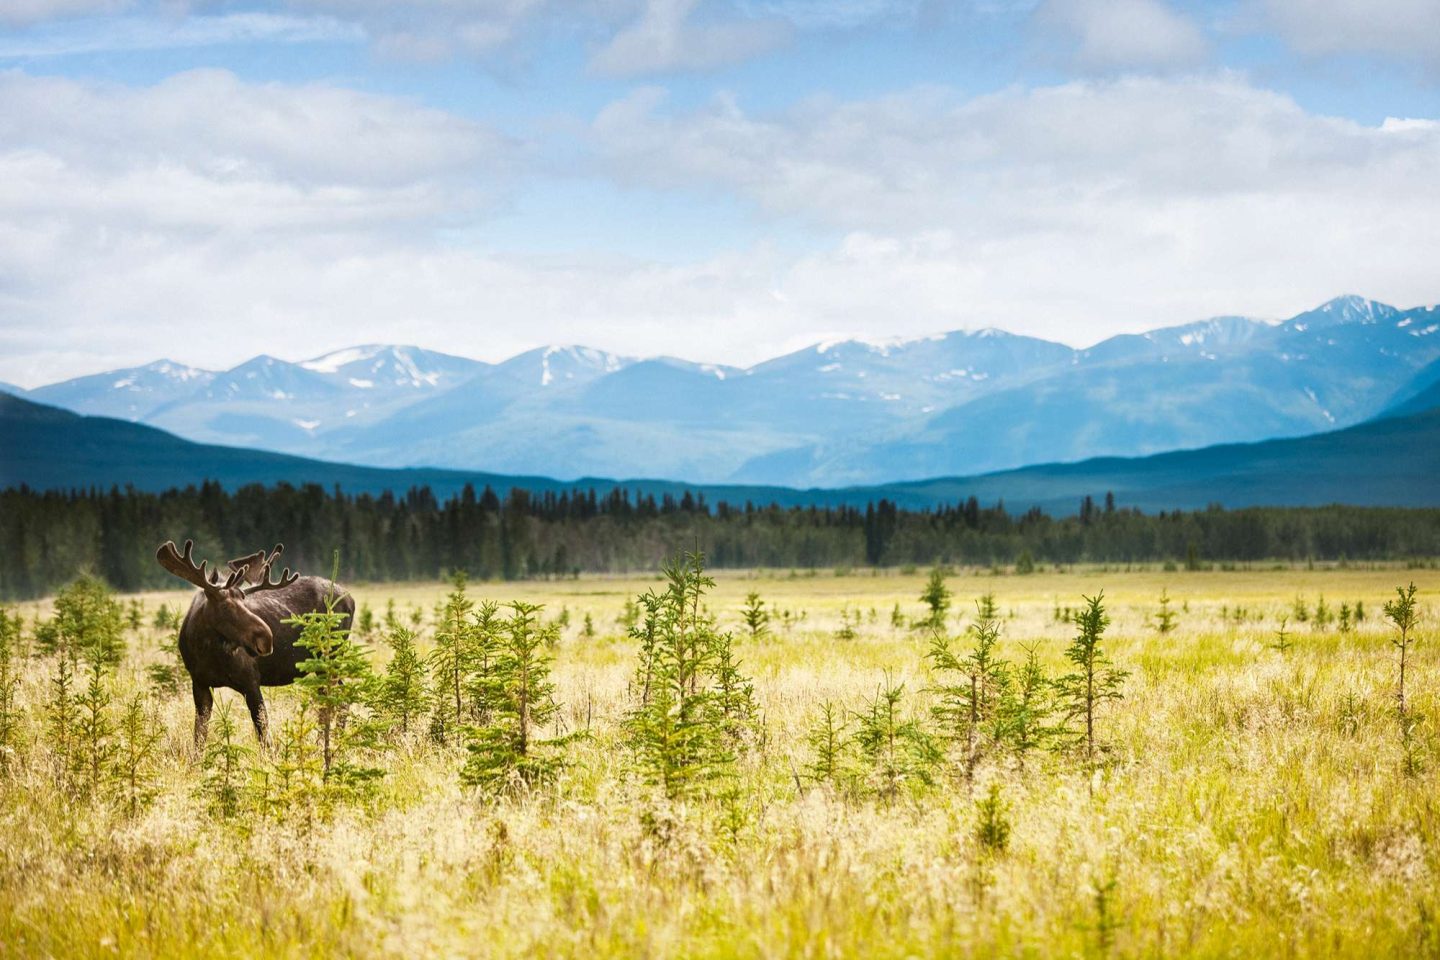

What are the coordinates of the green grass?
(1, 565, 1438, 958)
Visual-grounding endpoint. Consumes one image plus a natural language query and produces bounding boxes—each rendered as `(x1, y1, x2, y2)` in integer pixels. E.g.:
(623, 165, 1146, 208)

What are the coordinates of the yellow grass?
(1, 564, 1438, 958)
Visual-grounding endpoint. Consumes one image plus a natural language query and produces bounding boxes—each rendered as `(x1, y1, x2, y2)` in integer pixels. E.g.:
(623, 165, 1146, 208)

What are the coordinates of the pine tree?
(1384, 583, 1420, 724)
(378, 624, 428, 736)
(974, 782, 1011, 853)
(741, 592, 770, 640)
(75, 657, 117, 799)
(929, 601, 1011, 777)
(1270, 617, 1294, 655)
(712, 627, 759, 743)
(146, 622, 186, 694)
(428, 573, 474, 743)
(852, 677, 938, 802)
(257, 701, 324, 826)
(42, 576, 125, 667)
(626, 553, 750, 799)
(200, 702, 252, 819)
(288, 585, 383, 801)
(465, 600, 505, 724)
(804, 700, 850, 787)
(1153, 590, 1177, 634)
(976, 591, 1000, 622)
(461, 602, 571, 792)
(1001, 641, 1054, 762)
(1053, 593, 1128, 768)
(115, 693, 162, 817)
(920, 568, 952, 629)
(45, 644, 80, 791)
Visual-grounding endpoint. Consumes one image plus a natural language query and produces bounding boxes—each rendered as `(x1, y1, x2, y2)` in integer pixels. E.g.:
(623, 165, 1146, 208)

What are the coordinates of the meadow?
(0, 562, 1437, 959)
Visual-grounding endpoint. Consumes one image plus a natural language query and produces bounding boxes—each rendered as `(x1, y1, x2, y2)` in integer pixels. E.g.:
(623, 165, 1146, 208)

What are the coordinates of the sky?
(1, 0, 1438, 387)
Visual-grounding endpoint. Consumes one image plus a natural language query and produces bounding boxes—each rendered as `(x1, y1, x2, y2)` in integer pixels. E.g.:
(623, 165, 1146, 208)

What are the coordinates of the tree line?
(2, 480, 1438, 599)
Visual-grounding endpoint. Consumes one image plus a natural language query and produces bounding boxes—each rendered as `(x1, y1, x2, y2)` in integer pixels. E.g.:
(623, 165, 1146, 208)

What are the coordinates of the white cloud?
(0, 69, 516, 230)
(590, 0, 789, 76)
(592, 75, 1440, 233)
(279, 0, 550, 60)
(0, 0, 128, 27)
(0, 12, 362, 58)
(582, 73, 1440, 347)
(1254, 0, 1440, 65)
(1034, 0, 1207, 71)
(2, 68, 1439, 388)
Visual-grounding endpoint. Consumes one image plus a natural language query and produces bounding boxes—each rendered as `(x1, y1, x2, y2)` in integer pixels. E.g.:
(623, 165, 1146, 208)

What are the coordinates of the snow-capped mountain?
(19, 296, 1440, 486)
(29, 359, 215, 421)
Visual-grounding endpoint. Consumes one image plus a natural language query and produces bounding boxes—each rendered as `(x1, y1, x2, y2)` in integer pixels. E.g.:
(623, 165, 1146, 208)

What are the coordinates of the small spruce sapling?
(805, 700, 850, 787)
(115, 693, 162, 817)
(1002, 642, 1054, 763)
(1153, 590, 1177, 634)
(929, 601, 1010, 777)
(258, 702, 324, 826)
(626, 553, 752, 800)
(1383, 583, 1420, 724)
(853, 677, 938, 802)
(741, 592, 770, 640)
(920, 568, 952, 629)
(378, 624, 428, 736)
(288, 578, 383, 800)
(42, 577, 125, 667)
(461, 601, 571, 792)
(75, 657, 116, 799)
(428, 572, 474, 742)
(1053, 593, 1128, 769)
(146, 624, 186, 694)
(1270, 617, 1294, 656)
(201, 702, 252, 819)
(974, 782, 1011, 853)
(45, 643, 80, 790)
(465, 600, 505, 725)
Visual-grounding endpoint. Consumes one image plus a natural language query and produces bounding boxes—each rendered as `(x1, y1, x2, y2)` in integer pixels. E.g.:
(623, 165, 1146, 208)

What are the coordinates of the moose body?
(158, 540, 354, 747)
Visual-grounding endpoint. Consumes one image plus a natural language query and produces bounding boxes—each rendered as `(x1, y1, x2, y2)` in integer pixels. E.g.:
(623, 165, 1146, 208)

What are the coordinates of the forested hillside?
(3, 480, 1437, 599)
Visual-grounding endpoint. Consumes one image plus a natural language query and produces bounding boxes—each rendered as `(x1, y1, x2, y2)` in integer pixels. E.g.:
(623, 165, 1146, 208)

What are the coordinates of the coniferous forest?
(3, 480, 1437, 599)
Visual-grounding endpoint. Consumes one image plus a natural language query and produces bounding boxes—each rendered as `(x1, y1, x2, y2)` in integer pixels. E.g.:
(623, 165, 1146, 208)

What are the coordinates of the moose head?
(155, 539, 298, 657)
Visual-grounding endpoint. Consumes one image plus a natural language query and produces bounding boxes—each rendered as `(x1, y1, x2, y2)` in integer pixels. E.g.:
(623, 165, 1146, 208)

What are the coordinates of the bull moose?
(155, 539, 355, 748)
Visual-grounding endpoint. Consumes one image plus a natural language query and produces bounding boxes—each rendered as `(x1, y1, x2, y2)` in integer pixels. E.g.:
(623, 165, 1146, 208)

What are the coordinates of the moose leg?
(243, 686, 270, 745)
(192, 680, 213, 753)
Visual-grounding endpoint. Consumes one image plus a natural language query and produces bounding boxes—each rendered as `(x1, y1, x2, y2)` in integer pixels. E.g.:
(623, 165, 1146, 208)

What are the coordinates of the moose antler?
(240, 543, 297, 596)
(228, 543, 284, 587)
(243, 561, 299, 596)
(157, 539, 248, 594)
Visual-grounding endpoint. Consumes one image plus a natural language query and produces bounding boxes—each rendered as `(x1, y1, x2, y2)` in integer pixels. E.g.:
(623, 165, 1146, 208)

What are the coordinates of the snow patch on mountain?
(301, 346, 386, 374)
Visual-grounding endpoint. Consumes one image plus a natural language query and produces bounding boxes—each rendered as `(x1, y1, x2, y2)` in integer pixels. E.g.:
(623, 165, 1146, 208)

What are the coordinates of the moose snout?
(250, 625, 276, 657)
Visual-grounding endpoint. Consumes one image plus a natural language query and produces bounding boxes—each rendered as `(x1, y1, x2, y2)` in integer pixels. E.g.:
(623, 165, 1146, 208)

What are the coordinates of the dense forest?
(2, 481, 1438, 599)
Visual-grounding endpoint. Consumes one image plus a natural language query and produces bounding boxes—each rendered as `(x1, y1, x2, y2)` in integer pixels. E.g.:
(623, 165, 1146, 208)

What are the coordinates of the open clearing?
(2, 564, 1438, 958)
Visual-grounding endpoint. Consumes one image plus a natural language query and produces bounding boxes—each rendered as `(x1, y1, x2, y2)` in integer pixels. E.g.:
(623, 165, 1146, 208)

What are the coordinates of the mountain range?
(8, 295, 1439, 487)
(4, 385, 1439, 514)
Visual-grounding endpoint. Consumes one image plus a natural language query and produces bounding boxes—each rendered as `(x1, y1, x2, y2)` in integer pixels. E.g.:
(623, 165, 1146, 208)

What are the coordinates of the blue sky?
(1, 0, 1437, 385)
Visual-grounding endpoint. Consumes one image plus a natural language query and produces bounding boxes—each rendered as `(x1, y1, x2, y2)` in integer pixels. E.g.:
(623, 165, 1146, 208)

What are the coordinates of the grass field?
(1, 563, 1438, 958)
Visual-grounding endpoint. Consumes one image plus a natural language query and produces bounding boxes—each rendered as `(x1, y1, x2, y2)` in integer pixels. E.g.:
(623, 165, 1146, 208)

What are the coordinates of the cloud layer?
(1, 65, 1436, 386)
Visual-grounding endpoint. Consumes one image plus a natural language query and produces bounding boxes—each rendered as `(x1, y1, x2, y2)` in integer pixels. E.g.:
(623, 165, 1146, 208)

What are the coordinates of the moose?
(155, 539, 355, 748)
